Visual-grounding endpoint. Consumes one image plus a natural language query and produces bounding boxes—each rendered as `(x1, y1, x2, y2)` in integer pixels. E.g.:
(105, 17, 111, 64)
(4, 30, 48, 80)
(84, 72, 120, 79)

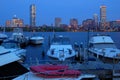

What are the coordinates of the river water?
(5, 32, 120, 65)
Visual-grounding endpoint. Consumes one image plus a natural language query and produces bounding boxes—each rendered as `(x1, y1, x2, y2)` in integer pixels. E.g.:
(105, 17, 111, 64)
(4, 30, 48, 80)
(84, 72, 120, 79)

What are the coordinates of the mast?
(86, 26, 90, 62)
(52, 23, 55, 38)
(3, 26, 6, 33)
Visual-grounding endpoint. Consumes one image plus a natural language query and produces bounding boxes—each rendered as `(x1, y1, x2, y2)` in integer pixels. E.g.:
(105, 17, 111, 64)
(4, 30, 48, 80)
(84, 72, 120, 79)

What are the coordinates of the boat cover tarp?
(0, 61, 28, 80)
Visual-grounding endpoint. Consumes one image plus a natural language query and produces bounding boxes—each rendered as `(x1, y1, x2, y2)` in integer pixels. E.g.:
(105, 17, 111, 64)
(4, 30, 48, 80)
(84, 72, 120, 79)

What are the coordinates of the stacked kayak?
(30, 65, 81, 78)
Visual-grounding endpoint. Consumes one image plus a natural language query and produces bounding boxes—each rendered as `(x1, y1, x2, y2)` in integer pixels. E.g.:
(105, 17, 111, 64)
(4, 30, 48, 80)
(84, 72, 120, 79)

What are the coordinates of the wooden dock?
(22, 47, 120, 79)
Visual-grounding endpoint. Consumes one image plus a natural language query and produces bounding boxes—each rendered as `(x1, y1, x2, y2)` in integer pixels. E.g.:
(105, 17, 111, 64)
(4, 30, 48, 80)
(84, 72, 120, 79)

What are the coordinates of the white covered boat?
(1, 40, 26, 62)
(47, 35, 76, 61)
(30, 36, 44, 45)
(88, 34, 120, 63)
(11, 28, 29, 48)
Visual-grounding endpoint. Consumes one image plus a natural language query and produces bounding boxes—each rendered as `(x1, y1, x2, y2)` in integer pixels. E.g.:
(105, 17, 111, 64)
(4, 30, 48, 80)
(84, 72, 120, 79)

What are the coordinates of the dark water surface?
(5, 32, 120, 65)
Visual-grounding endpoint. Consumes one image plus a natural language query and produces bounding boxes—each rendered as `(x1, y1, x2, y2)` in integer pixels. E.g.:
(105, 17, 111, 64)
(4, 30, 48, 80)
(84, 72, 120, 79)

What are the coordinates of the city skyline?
(0, 0, 120, 26)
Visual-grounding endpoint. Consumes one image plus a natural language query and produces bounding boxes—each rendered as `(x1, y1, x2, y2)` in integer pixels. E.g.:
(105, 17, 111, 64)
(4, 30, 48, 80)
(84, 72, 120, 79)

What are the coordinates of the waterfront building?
(5, 16, 24, 27)
(110, 20, 120, 28)
(59, 24, 68, 30)
(5, 20, 11, 27)
(102, 22, 110, 31)
(30, 4, 36, 27)
(110, 20, 120, 31)
(70, 18, 78, 29)
(82, 19, 94, 30)
(55, 18, 61, 27)
(100, 5, 107, 29)
(11, 16, 24, 27)
(93, 14, 98, 28)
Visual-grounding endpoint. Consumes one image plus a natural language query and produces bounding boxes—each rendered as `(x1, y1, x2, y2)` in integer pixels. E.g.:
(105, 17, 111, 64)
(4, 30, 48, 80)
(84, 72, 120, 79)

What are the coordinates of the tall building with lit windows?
(100, 5, 107, 28)
(30, 4, 36, 27)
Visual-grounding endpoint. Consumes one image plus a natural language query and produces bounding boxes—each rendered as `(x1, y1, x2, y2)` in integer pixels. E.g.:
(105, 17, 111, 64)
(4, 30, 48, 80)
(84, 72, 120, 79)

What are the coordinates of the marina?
(1, 0, 120, 79)
(0, 32, 120, 80)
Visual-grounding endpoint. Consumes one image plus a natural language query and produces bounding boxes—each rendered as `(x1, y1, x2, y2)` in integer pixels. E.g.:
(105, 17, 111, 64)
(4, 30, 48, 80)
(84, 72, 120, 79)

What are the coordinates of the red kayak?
(30, 65, 81, 78)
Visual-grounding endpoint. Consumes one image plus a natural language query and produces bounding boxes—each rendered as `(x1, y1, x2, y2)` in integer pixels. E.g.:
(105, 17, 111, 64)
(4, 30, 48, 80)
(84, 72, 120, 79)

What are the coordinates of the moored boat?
(11, 28, 29, 48)
(88, 34, 120, 63)
(47, 35, 76, 61)
(30, 36, 44, 45)
(0, 33, 8, 44)
(1, 40, 26, 62)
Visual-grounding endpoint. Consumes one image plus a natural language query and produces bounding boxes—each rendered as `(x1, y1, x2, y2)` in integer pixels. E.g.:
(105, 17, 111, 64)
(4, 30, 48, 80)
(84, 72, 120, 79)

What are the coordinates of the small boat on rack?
(88, 34, 120, 63)
(30, 65, 80, 78)
(30, 36, 44, 45)
(47, 35, 76, 61)
(11, 28, 29, 48)
(1, 40, 26, 62)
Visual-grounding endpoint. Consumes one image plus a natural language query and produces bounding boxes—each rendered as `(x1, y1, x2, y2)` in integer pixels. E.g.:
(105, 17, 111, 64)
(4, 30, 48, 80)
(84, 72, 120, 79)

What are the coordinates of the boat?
(0, 33, 8, 44)
(11, 28, 29, 48)
(88, 34, 120, 63)
(30, 65, 80, 78)
(30, 36, 44, 45)
(0, 46, 28, 80)
(47, 35, 76, 61)
(1, 40, 26, 62)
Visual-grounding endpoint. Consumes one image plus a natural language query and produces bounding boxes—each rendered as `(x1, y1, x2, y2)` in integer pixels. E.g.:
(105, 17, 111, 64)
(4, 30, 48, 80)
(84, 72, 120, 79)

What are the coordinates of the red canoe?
(30, 65, 81, 78)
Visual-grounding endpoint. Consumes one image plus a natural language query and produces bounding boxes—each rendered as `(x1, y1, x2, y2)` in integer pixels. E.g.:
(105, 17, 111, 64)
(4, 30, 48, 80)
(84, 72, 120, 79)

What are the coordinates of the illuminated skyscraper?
(100, 5, 106, 28)
(30, 4, 36, 27)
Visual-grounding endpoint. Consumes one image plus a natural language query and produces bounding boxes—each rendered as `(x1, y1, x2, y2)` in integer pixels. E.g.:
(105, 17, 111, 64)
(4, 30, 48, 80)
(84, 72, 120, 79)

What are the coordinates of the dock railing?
(113, 69, 120, 77)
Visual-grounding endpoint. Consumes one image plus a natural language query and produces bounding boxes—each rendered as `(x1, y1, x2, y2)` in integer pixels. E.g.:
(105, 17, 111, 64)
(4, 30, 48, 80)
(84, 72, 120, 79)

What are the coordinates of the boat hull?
(30, 39, 43, 45)
(0, 38, 7, 45)
(88, 50, 120, 63)
(47, 50, 76, 61)
(19, 41, 29, 48)
(30, 65, 80, 78)
(47, 53, 75, 62)
(35, 70, 80, 78)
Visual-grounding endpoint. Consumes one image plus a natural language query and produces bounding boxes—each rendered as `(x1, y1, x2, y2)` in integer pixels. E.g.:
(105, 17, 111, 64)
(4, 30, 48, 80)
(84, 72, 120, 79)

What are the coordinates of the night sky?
(0, 0, 120, 26)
